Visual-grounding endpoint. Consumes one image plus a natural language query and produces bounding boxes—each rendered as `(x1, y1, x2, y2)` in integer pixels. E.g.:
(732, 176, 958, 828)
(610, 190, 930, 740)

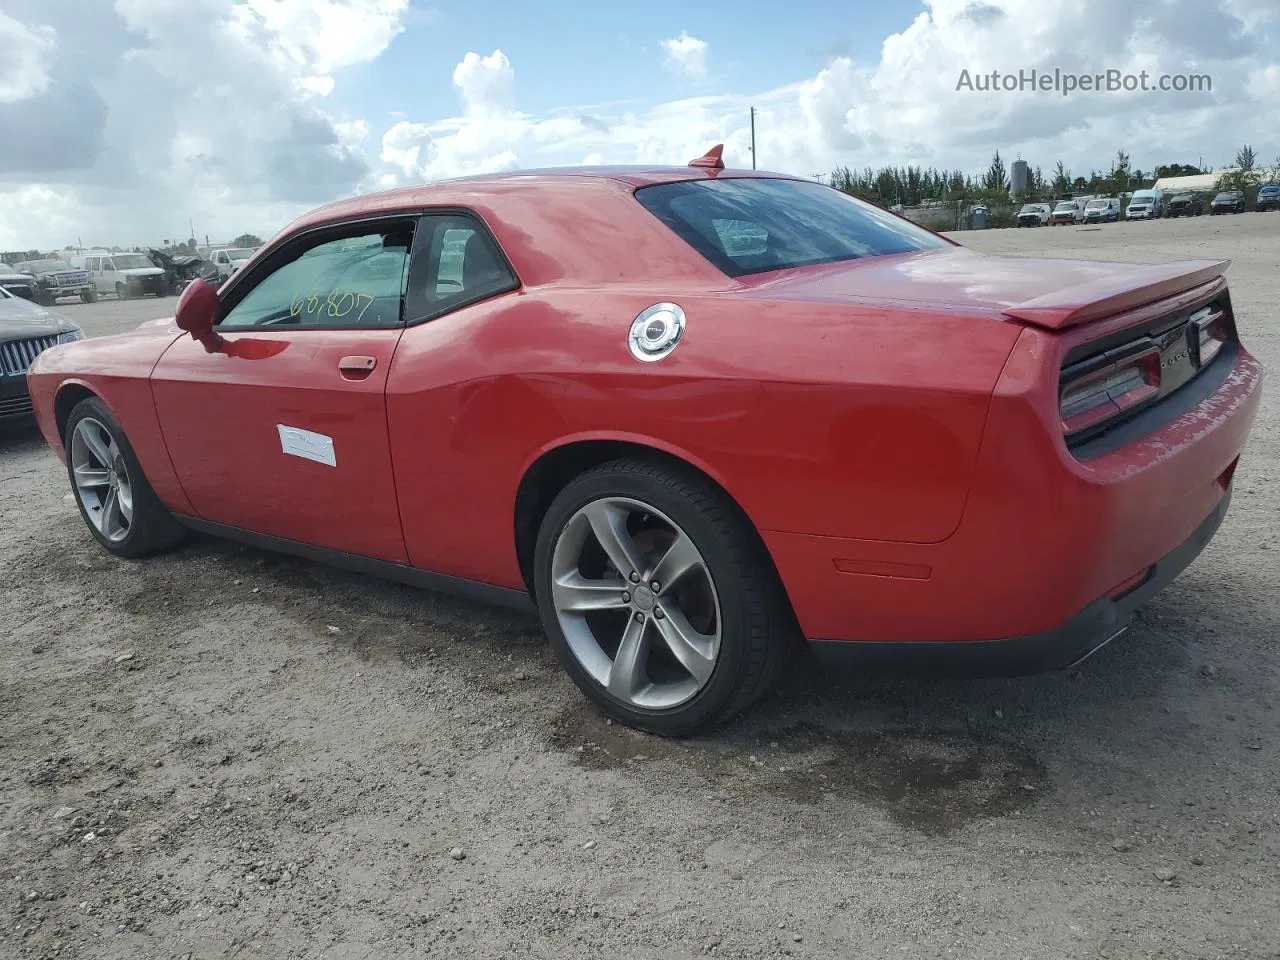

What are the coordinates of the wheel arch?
(512, 435, 783, 606)
(53, 380, 102, 441)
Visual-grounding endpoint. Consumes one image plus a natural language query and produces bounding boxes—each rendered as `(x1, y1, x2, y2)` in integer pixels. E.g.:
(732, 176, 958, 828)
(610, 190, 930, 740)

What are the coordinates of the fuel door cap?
(629, 303, 686, 362)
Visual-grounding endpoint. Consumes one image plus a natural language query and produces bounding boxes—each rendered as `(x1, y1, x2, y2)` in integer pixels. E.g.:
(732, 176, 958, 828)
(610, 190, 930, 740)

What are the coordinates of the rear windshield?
(634, 178, 949, 277)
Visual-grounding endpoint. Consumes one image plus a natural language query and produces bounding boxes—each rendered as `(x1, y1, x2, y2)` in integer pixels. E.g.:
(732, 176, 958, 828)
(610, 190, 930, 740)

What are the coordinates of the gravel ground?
(2, 215, 1278, 960)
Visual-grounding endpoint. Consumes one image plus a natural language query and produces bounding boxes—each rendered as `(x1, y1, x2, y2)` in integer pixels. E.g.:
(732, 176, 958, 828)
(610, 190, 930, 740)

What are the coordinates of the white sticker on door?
(276, 424, 337, 467)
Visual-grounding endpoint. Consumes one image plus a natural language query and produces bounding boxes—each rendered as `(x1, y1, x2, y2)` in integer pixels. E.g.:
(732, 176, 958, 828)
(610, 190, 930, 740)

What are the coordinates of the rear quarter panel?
(27, 322, 194, 515)
(387, 287, 1021, 588)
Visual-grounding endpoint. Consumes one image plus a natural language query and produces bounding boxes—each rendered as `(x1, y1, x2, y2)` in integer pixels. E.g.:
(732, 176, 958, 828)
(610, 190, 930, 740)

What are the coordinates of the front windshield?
(1214, 193, 1236, 201)
(1086, 200, 1107, 209)
(1054, 202, 1076, 211)
(1130, 192, 1154, 202)
(112, 254, 153, 269)
(1019, 205, 1043, 214)
(226, 248, 255, 261)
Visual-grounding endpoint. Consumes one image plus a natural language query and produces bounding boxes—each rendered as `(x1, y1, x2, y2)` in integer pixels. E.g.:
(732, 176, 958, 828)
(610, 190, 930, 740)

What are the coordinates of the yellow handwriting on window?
(289, 291, 377, 323)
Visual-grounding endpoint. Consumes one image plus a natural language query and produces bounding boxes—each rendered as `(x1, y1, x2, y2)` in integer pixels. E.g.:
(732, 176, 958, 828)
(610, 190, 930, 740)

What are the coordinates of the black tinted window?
(635, 178, 949, 277)
(410, 214, 517, 317)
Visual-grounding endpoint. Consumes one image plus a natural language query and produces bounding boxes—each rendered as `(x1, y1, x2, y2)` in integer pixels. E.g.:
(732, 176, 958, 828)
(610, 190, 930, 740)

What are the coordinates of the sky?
(0, 0, 1276, 249)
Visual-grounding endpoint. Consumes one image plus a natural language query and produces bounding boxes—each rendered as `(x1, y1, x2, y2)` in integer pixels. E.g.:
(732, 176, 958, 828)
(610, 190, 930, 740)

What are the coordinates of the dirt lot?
(2, 215, 1278, 960)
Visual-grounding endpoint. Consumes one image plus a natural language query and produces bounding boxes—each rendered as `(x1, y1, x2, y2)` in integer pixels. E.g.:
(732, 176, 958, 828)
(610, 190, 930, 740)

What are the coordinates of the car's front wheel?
(64, 397, 185, 557)
(534, 458, 795, 736)
(80, 288, 98, 303)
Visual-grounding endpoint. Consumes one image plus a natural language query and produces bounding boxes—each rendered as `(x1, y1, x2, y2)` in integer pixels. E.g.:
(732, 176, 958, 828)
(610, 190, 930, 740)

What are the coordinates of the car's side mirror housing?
(174, 278, 225, 353)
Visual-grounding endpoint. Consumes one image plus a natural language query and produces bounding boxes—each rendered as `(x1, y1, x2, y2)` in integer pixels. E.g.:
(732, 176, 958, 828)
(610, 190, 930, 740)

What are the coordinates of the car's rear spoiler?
(1002, 259, 1229, 330)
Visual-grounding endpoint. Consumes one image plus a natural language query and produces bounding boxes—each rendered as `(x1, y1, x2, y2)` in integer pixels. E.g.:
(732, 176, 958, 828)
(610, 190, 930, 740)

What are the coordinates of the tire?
(533, 457, 795, 736)
(38, 290, 55, 306)
(80, 288, 98, 303)
(115, 282, 129, 300)
(64, 397, 185, 558)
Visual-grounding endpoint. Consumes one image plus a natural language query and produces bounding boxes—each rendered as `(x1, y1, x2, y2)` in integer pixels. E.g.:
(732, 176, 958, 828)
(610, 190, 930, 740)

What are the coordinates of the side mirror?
(174, 278, 225, 353)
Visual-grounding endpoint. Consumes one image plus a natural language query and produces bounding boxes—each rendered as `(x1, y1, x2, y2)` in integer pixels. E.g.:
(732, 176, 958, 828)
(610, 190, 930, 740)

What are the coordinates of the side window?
(102, 259, 115, 272)
(86, 257, 99, 271)
(411, 214, 516, 318)
(219, 221, 414, 329)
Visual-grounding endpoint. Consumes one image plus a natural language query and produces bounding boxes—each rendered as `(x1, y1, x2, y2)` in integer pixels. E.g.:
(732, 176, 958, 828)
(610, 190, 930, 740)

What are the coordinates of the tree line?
(827, 145, 1279, 208)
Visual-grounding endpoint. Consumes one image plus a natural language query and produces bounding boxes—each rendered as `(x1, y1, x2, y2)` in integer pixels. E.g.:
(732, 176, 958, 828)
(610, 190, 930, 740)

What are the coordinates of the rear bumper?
(808, 489, 1230, 675)
(765, 336, 1262, 646)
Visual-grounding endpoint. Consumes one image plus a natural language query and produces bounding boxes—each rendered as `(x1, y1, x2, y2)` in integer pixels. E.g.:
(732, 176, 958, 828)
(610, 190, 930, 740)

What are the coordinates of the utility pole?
(750, 107, 756, 170)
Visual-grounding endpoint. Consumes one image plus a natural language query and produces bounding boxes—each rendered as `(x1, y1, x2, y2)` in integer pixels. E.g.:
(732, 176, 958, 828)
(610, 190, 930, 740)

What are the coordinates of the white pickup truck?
(209, 247, 256, 280)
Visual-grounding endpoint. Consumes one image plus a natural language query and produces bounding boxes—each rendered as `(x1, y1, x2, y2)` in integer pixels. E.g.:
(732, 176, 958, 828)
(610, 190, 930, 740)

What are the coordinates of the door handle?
(338, 355, 377, 380)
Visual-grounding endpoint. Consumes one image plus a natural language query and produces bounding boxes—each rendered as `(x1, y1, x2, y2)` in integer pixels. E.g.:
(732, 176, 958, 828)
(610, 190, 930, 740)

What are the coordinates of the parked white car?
(72, 252, 169, 299)
(210, 248, 255, 280)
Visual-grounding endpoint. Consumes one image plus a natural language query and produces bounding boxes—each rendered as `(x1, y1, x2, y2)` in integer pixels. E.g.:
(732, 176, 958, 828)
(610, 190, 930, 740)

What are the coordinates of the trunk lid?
(736, 246, 1229, 331)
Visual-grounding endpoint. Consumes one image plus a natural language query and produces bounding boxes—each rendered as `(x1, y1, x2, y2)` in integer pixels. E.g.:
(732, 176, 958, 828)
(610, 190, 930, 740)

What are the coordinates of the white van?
(1125, 189, 1164, 220)
(1050, 200, 1084, 225)
(73, 252, 169, 299)
(1083, 198, 1121, 223)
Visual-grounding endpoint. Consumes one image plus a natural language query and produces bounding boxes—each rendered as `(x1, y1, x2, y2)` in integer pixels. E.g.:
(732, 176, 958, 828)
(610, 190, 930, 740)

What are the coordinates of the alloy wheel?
(550, 496, 722, 710)
(70, 417, 133, 543)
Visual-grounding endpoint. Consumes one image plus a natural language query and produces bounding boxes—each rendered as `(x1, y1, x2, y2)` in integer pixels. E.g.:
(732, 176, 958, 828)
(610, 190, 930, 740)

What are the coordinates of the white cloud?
(661, 31, 708, 80)
(379, 49, 527, 183)
(0, 0, 411, 249)
(301, 75, 337, 96)
(0, 10, 56, 103)
(230, 0, 409, 92)
(453, 49, 515, 114)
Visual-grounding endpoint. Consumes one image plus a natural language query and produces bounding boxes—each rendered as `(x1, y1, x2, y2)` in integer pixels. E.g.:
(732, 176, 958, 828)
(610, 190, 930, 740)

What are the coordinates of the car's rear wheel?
(65, 397, 185, 557)
(534, 458, 794, 736)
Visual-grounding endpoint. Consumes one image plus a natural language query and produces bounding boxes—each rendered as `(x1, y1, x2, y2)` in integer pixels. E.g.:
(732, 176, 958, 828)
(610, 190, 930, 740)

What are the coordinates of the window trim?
(214, 208, 521, 333)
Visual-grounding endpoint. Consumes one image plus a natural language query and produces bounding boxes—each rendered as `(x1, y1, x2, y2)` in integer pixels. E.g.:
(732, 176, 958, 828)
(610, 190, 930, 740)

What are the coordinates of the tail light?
(1190, 304, 1228, 367)
(1060, 342, 1161, 439)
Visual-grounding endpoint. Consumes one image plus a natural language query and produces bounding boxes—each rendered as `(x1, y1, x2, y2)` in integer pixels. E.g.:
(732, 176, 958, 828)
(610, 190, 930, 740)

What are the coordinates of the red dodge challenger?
(26, 147, 1263, 735)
